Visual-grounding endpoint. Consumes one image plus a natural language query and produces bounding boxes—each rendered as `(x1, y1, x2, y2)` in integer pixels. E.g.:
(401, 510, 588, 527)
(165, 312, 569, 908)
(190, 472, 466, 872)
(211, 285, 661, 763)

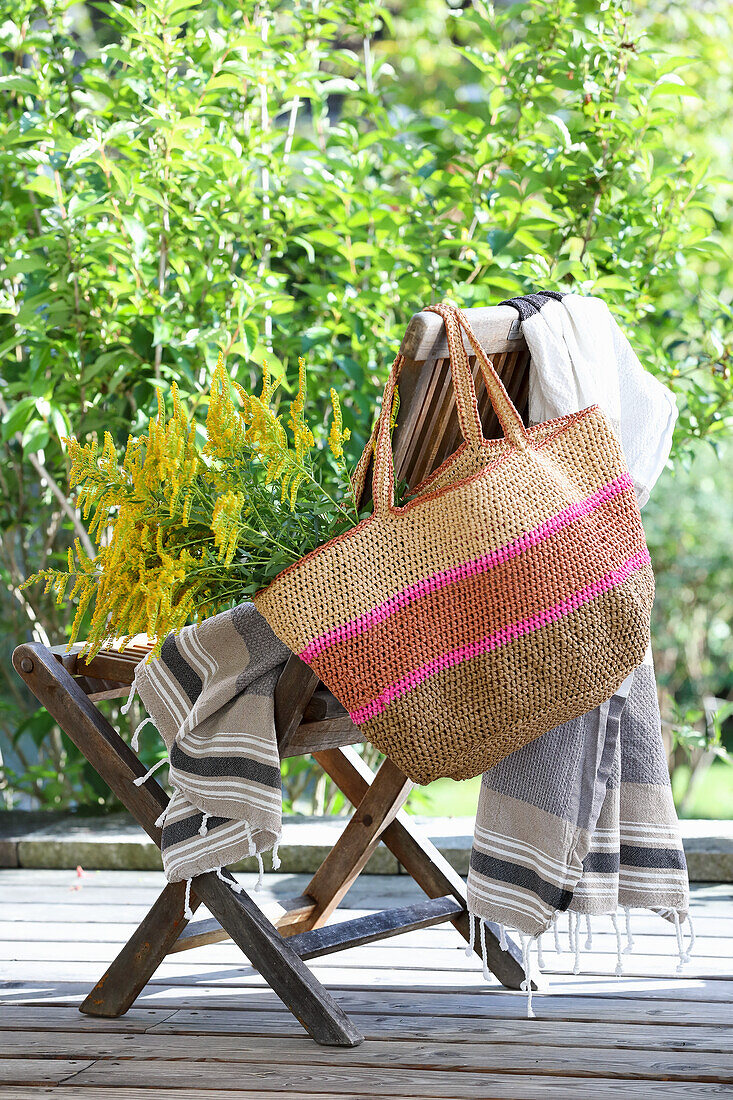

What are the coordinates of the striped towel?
(467, 650, 692, 981)
(133, 599, 691, 967)
(131, 597, 693, 1008)
(462, 293, 691, 1010)
(132, 603, 289, 887)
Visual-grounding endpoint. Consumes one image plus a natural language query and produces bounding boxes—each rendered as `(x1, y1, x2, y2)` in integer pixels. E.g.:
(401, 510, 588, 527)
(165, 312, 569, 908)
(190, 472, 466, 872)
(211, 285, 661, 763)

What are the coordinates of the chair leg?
(80, 881, 198, 1017)
(12, 643, 169, 844)
(277, 756, 413, 936)
(82, 869, 362, 1045)
(194, 869, 363, 1047)
(80, 869, 362, 1045)
(12, 643, 363, 1046)
(313, 746, 529, 991)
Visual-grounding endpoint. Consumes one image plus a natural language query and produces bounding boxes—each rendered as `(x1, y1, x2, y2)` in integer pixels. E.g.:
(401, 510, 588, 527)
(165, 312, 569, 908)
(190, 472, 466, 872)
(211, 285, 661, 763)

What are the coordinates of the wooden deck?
(0, 869, 731, 1098)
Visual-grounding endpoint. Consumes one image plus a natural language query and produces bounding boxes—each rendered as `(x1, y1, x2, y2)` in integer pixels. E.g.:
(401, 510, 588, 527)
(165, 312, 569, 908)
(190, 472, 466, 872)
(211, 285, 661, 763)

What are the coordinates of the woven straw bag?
(254, 302, 654, 783)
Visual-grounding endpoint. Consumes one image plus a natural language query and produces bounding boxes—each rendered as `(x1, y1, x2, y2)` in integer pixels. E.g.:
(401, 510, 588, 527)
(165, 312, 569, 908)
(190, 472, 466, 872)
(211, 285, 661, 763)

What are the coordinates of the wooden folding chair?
(13, 305, 531, 1047)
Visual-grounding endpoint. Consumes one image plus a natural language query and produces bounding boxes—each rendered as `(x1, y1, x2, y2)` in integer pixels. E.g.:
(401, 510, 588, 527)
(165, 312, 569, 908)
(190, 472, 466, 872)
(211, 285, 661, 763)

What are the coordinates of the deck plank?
(3, 1029, 732, 1081)
(2, 984, 731, 1025)
(1, 1005, 731, 1051)
(3, 938, 729, 975)
(2, 943, 727, 978)
(0, 1088, 730, 1100)
(0, 1060, 95, 1086)
(0, 919, 729, 944)
(0, 937, 721, 963)
(15, 1059, 733, 1096)
(5, 962, 732, 999)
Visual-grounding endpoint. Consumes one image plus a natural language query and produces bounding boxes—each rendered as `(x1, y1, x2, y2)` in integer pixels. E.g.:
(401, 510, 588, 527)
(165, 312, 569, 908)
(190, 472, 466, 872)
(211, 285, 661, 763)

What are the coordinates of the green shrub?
(1, 0, 730, 811)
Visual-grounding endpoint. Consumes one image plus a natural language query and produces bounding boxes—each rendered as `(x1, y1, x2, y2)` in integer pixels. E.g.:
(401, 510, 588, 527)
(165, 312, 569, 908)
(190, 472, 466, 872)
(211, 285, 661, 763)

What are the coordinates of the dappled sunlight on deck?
(1, 870, 731, 1098)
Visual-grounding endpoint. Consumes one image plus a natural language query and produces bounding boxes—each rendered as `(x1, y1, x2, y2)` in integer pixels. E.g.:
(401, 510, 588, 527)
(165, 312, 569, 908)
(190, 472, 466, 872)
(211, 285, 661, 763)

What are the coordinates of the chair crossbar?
(289, 896, 465, 960)
(174, 894, 465, 959)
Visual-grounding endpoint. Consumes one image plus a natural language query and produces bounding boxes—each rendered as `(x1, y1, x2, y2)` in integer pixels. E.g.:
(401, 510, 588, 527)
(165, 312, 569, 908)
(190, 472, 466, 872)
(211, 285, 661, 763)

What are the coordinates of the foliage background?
(1, 0, 731, 815)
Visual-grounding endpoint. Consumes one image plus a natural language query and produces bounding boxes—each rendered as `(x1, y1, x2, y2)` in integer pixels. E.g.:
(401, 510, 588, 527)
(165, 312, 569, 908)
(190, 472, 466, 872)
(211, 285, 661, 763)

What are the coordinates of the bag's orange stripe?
(299, 472, 633, 662)
(308, 488, 646, 709)
(347, 551, 651, 725)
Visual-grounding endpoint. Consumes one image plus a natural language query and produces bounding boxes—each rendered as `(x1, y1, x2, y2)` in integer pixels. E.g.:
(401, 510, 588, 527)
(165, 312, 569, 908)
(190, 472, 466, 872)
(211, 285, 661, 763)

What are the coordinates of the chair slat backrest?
(362, 305, 529, 500)
(48, 640, 152, 690)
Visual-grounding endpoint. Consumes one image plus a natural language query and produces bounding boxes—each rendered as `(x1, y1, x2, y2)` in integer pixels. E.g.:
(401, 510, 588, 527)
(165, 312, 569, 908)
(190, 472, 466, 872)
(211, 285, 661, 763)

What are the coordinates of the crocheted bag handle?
(429, 302, 528, 449)
(350, 353, 404, 508)
(371, 302, 528, 513)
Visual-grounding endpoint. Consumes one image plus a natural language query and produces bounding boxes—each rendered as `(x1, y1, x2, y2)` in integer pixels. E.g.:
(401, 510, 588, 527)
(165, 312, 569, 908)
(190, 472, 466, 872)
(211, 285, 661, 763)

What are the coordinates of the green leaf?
(24, 175, 57, 199)
(21, 419, 50, 454)
(2, 397, 36, 440)
(649, 75, 701, 100)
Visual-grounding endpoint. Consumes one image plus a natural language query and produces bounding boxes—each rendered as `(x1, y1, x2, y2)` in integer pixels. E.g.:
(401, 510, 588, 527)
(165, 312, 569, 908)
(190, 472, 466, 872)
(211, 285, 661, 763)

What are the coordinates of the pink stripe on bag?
(348, 549, 651, 725)
(300, 473, 634, 662)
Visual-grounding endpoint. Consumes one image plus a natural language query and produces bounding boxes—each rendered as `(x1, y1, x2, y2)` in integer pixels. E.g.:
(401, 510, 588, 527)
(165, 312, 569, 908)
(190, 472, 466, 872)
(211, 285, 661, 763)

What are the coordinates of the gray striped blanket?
(133, 603, 289, 886)
(132, 603, 691, 985)
(464, 291, 691, 998)
(467, 649, 691, 980)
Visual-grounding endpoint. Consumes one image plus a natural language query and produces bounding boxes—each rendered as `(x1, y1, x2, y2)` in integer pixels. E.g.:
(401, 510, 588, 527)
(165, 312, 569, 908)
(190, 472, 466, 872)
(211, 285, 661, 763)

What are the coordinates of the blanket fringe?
(180, 868, 259, 916)
(584, 914, 593, 951)
(518, 933, 535, 1018)
(553, 913, 562, 953)
(624, 906, 635, 953)
(130, 715, 155, 753)
(687, 914, 696, 959)
(478, 918, 490, 980)
(133, 756, 168, 786)
(120, 678, 138, 715)
(610, 912, 624, 976)
(672, 911, 694, 972)
(215, 866, 246, 895)
(465, 905, 694, 1016)
(572, 913, 581, 974)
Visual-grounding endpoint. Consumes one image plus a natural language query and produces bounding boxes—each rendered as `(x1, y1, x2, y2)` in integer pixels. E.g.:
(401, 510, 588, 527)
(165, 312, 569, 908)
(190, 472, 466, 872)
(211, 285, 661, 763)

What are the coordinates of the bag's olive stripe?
(348, 551, 651, 726)
(307, 488, 645, 709)
(299, 472, 633, 662)
(357, 579, 653, 783)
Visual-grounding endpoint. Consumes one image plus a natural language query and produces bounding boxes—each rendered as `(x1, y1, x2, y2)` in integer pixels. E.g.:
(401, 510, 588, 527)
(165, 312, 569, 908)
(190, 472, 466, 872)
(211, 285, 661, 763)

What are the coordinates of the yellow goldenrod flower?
(328, 388, 351, 460)
(24, 341, 359, 657)
(288, 357, 315, 467)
